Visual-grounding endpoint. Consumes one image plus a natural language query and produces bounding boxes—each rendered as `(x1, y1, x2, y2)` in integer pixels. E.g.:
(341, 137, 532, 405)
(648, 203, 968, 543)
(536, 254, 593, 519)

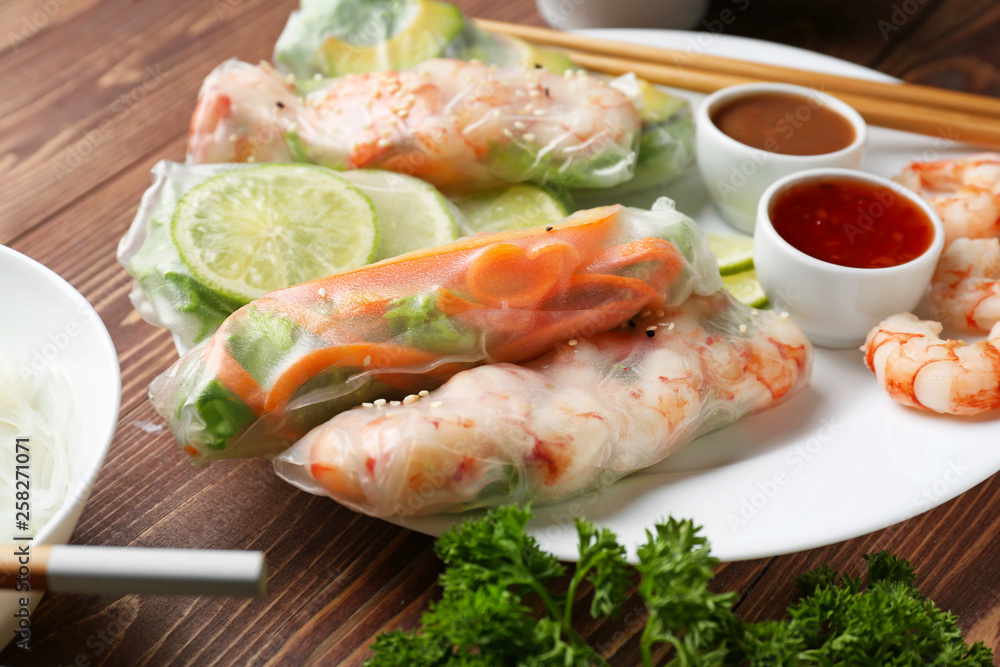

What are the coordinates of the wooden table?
(2, 0, 999, 664)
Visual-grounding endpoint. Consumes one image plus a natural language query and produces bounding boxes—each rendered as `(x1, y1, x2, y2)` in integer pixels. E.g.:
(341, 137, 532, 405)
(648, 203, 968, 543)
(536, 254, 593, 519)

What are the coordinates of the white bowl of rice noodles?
(0, 245, 120, 647)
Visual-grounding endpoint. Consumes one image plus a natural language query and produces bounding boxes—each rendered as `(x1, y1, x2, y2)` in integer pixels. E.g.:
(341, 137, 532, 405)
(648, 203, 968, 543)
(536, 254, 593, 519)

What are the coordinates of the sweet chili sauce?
(769, 179, 934, 269)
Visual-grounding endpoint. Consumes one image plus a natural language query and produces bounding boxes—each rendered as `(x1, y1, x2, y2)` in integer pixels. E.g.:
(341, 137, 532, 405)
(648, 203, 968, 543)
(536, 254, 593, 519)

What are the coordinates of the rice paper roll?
(274, 291, 813, 516)
(271, 0, 695, 198)
(151, 199, 721, 466)
(187, 58, 640, 192)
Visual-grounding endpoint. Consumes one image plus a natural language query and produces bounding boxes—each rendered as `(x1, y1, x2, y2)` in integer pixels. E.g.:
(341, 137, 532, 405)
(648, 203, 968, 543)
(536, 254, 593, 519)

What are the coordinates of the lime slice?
(451, 184, 569, 236)
(722, 269, 768, 308)
(172, 164, 377, 302)
(338, 169, 457, 260)
(707, 232, 755, 276)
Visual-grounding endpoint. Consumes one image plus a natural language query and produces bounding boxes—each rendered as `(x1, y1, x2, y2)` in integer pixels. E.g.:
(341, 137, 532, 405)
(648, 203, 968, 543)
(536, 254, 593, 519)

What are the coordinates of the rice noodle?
(0, 351, 77, 536)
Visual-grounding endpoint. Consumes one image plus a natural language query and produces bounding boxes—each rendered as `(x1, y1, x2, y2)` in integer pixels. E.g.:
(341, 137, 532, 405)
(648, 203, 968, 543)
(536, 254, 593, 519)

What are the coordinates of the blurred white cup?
(536, 0, 709, 30)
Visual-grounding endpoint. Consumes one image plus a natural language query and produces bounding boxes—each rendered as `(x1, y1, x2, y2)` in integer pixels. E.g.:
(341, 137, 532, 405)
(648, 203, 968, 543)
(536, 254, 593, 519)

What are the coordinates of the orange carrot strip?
(202, 334, 266, 415)
(466, 242, 580, 308)
(435, 287, 487, 316)
(488, 274, 661, 362)
(264, 342, 438, 412)
(263, 205, 621, 301)
(588, 238, 684, 290)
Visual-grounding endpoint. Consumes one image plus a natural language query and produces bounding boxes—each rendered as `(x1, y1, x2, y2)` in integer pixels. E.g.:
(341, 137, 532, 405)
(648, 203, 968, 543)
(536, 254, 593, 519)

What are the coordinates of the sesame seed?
(430, 401, 443, 408)
(656, 310, 665, 317)
(514, 121, 526, 130)
(470, 58, 482, 65)
(492, 109, 501, 117)
(228, 134, 238, 142)
(502, 128, 514, 137)
(403, 394, 419, 405)
(545, 226, 553, 231)
(246, 156, 255, 163)
(381, 129, 392, 137)
(739, 324, 748, 333)
(667, 322, 675, 330)
(751, 308, 759, 315)
(373, 398, 386, 407)
(418, 390, 430, 397)
(313, 73, 322, 80)
(318, 288, 327, 298)
(523, 133, 535, 141)
(362, 402, 374, 408)
(568, 339, 578, 346)
(641, 311, 651, 317)
(363, 355, 372, 366)
(525, 103, 534, 112)
(378, 139, 391, 147)
(390, 400, 401, 406)
(396, 109, 408, 118)
(563, 70, 573, 77)
(515, 90, 526, 97)
(533, 109, 545, 116)
(529, 89, 540, 98)
(285, 73, 295, 83)
(646, 325, 657, 332)
(780, 311, 790, 319)
(646, 330, 655, 337)
(276, 101, 285, 109)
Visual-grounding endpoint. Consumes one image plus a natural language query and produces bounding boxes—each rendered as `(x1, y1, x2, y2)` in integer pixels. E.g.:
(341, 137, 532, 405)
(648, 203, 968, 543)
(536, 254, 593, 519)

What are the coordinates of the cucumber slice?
(171, 164, 377, 303)
(451, 184, 569, 236)
(338, 169, 457, 260)
(707, 232, 755, 276)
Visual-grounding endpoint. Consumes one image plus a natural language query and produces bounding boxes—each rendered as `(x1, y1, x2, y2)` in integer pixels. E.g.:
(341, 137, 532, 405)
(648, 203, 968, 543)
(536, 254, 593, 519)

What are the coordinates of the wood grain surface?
(1, 0, 998, 664)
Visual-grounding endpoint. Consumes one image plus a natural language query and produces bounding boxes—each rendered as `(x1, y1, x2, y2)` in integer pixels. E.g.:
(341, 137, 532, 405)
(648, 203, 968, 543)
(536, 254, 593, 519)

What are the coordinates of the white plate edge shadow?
(386, 29, 1000, 562)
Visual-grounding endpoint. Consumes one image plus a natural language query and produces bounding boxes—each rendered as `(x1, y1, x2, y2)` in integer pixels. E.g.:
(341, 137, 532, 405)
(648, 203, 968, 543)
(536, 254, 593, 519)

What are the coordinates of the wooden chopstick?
(476, 18, 1000, 120)
(564, 50, 1000, 149)
(0, 545, 267, 597)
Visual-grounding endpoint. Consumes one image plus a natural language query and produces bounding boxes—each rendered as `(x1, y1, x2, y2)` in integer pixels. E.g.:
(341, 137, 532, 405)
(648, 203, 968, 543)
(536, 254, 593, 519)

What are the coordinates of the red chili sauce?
(710, 92, 856, 156)
(769, 179, 934, 269)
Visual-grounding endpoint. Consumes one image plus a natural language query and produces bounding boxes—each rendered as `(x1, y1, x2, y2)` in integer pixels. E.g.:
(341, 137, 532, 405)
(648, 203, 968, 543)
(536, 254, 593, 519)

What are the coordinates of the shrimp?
(274, 292, 812, 518)
(186, 58, 640, 192)
(930, 238, 1000, 332)
(894, 153, 1000, 247)
(863, 312, 1000, 416)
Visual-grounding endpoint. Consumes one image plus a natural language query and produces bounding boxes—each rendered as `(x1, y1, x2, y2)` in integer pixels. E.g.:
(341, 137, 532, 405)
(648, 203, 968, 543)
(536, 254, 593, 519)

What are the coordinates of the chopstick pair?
(476, 18, 1000, 149)
(0, 545, 266, 598)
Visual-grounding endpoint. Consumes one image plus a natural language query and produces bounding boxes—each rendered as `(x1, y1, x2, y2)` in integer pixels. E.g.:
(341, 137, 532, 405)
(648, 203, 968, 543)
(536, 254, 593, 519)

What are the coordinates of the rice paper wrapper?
(274, 291, 813, 517)
(150, 199, 721, 466)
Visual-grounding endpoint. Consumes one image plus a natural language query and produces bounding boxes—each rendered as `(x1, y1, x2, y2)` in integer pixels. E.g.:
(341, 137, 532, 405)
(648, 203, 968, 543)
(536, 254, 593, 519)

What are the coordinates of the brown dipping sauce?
(710, 92, 856, 156)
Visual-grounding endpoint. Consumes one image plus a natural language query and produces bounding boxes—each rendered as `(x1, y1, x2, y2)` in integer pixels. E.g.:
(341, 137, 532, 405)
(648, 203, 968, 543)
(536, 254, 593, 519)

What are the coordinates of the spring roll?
(150, 199, 721, 465)
(187, 57, 640, 192)
(271, 0, 695, 198)
(274, 291, 813, 516)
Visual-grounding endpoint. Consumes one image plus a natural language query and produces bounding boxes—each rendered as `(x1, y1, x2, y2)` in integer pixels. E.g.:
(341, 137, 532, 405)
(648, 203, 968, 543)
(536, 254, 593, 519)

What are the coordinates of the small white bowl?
(753, 168, 945, 348)
(696, 82, 867, 233)
(0, 246, 120, 648)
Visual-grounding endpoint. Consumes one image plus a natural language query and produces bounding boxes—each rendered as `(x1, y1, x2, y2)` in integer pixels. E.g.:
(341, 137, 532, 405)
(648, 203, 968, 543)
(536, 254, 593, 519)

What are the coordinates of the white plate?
(394, 29, 999, 562)
(0, 246, 121, 645)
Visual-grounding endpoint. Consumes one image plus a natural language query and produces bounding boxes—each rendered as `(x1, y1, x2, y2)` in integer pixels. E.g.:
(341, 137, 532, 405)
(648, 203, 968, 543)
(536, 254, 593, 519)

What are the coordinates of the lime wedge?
(451, 184, 569, 236)
(722, 269, 768, 308)
(172, 164, 377, 302)
(707, 232, 755, 276)
(338, 169, 457, 260)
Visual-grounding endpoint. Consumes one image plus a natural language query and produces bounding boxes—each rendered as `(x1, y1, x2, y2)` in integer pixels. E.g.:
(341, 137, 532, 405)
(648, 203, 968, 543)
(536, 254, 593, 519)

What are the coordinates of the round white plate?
(394, 29, 998, 562)
(0, 246, 121, 645)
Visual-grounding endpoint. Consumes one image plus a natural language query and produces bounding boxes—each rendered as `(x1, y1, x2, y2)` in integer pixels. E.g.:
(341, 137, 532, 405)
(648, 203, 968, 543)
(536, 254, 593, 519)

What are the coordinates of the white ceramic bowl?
(0, 246, 120, 647)
(753, 168, 945, 348)
(696, 82, 867, 233)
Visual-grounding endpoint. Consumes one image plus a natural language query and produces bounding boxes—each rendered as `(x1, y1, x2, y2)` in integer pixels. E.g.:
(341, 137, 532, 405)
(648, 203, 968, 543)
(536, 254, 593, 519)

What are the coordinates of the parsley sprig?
(366, 505, 993, 666)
